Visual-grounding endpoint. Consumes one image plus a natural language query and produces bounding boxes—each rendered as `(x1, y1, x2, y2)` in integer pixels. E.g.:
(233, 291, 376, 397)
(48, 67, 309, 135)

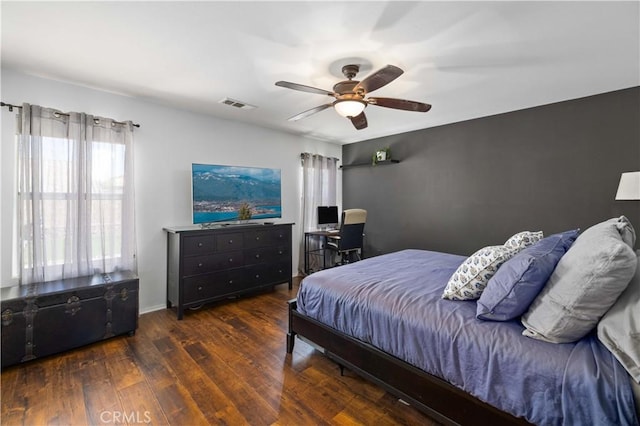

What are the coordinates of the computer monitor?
(317, 206, 339, 228)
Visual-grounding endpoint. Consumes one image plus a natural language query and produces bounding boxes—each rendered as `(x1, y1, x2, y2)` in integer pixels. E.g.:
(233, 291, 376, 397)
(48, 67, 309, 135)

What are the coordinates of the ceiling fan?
(275, 64, 432, 130)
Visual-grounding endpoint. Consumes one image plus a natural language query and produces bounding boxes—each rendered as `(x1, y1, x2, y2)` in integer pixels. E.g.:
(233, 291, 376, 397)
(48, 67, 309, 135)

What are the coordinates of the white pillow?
(442, 245, 517, 300)
(597, 250, 640, 383)
(522, 216, 637, 343)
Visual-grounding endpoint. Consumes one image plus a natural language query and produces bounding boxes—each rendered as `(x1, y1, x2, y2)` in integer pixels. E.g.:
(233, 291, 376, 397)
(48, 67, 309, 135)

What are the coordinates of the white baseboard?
(139, 304, 167, 315)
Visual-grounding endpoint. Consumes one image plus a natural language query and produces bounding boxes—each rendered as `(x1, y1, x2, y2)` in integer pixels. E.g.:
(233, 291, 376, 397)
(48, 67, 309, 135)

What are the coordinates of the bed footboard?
(286, 299, 530, 426)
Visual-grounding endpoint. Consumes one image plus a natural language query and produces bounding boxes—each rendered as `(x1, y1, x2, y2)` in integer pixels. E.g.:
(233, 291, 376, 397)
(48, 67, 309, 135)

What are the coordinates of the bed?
(286, 246, 640, 425)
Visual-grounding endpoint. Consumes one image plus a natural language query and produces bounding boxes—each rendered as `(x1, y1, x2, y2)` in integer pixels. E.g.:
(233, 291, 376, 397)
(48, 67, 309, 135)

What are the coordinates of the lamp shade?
(334, 100, 366, 118)
(615, 171, 640, 200)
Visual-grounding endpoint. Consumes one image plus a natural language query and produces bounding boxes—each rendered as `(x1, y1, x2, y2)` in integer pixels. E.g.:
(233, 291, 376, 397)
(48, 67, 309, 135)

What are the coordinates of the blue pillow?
(476, 229, 579, 321)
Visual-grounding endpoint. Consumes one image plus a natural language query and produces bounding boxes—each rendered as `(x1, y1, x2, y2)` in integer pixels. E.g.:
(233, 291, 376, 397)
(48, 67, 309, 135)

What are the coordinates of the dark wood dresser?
(1, 271, 139, 368)
(164, 223, 293, 319)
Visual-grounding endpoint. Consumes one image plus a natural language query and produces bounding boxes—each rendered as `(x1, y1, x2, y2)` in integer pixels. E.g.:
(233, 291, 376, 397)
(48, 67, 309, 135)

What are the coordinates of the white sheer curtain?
(16, 103, 137, 285)
(299, 153, 338, 273)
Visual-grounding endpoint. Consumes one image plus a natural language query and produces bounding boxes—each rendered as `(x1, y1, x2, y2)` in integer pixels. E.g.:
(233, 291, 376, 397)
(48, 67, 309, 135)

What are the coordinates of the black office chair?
(327, 209, 367, 266)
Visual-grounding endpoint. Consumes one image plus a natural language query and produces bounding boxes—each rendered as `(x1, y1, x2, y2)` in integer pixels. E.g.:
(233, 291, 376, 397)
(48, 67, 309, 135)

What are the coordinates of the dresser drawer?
(183, 269, 249, 303)
(216, 233, 244, 251)
(270, 226, 292, 245)
(244, 226, 292, 248)
(244, 246, 290, 266)
(246, 262, 291, 285)
(183, 251, 244, 276)
(183, 234, 216, 256)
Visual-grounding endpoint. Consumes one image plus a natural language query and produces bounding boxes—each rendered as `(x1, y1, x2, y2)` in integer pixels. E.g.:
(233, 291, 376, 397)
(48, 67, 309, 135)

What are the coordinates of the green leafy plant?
(372, 147, 392, 165)
(238, 202, 253, 220)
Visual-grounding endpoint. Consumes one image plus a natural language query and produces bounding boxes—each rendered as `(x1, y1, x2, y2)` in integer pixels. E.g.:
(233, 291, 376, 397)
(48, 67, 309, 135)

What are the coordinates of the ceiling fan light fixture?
(333, 100, 366, 118)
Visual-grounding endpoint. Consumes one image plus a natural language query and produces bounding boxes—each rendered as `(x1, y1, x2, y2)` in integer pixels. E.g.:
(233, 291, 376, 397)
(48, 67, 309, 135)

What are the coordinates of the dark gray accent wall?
(342, 87, 640, 257)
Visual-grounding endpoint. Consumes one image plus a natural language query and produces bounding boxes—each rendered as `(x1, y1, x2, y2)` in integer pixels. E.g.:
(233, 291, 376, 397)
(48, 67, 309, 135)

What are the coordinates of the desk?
(304, 230, 340, 274)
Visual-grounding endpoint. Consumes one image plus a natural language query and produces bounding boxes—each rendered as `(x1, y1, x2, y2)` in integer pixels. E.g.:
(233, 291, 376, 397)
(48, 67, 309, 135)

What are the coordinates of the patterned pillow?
(504, 231, 544, 251)
(442, 245, 518, 300)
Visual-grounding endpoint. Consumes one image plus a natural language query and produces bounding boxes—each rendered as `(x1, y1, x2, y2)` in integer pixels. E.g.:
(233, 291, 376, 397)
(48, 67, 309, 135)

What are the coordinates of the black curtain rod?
(1, 101, 140, 128)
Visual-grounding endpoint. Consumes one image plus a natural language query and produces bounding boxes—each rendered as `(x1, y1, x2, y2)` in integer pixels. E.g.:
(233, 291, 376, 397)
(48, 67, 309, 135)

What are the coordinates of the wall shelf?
(340, 159, 400, 169)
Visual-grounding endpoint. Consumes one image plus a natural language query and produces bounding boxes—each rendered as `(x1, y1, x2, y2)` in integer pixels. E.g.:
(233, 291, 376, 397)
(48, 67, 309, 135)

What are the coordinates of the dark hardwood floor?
(1, 277, 438, 425)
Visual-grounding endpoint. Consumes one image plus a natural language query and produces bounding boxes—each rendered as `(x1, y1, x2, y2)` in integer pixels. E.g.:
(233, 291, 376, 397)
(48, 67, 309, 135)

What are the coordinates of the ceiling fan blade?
(368, 97, 432, 112)
(275, 81, 335, 97)
(353, 65, 404, 94)
(287, 104, 332, 121)
(350, 112, 368, 130)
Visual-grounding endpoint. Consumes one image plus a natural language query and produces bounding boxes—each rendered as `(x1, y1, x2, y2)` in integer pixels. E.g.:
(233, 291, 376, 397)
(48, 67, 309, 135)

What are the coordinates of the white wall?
(0, 68, 342, 313)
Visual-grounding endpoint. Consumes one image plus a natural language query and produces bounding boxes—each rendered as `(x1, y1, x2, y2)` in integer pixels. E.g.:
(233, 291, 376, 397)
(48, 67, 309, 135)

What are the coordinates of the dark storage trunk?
(1, 271, 138, 368)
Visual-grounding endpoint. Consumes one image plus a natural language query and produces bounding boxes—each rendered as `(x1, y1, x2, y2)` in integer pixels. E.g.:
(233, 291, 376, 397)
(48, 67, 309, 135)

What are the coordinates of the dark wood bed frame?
(287, 299, 531, 426)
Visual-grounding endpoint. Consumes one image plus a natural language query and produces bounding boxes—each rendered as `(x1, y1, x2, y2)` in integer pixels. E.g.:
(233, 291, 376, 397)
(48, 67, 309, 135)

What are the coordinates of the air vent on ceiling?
(218, 97, 257, 110)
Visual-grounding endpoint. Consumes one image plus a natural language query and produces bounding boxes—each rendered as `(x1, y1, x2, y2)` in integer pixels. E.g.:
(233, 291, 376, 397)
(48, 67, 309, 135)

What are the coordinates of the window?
(15, 104, 136, 284)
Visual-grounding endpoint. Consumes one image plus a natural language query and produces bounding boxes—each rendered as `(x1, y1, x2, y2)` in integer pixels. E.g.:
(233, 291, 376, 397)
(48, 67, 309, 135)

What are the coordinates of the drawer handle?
(228, 280, 233, 284)
(198, 242, 203, 247)
(255, 236, 260, 241)
(228, 239, 233, 244)
(278, 250, 283, 255)
(228, 258, 234, 263)
(198, 263, 203, 268)
(255, 274, 260, 279)
(255, 254, 260, 259)
(198, 286, 203, 291)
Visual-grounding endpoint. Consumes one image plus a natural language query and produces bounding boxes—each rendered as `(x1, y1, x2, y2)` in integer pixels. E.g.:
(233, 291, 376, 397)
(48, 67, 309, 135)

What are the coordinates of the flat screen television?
(191, 163, 282, 224)
(317, 206, 339, 227)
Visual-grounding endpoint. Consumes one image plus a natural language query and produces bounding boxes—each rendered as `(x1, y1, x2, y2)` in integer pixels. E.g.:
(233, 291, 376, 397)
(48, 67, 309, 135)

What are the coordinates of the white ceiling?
(2, 1, 639, 144)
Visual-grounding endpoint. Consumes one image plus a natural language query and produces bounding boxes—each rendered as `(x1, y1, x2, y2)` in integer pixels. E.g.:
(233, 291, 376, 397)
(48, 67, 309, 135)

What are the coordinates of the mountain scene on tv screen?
(192, 164, 281, 221)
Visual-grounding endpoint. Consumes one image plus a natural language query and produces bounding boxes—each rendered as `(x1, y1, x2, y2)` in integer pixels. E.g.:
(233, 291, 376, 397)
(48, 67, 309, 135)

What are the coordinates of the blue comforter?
(297, 249, 638, 425)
